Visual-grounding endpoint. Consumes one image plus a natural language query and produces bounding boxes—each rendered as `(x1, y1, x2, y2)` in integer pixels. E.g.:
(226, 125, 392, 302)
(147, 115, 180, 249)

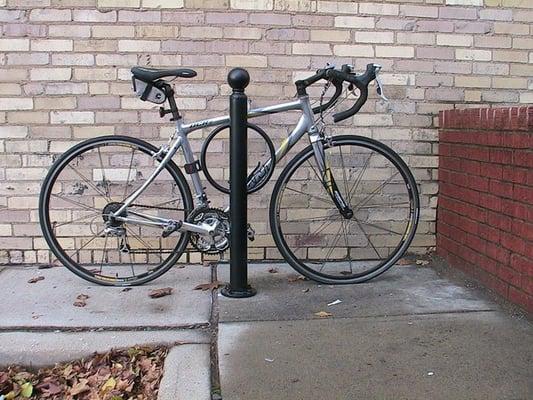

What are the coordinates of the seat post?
(163, 84, 181, 120)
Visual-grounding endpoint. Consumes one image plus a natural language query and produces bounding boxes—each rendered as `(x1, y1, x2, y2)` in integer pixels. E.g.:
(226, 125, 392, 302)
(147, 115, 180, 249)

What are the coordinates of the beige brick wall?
(1, 0, 532, 264)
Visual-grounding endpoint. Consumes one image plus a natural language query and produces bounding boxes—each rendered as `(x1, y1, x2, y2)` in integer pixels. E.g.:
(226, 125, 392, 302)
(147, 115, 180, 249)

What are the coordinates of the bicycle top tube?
(179, 99, 304, 135)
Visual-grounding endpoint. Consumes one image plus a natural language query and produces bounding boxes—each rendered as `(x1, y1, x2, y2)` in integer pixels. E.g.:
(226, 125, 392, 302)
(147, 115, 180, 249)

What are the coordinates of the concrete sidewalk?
(217, 263, 532, 400)
(1, 261, 531, 400)
(0, 264, 213, 399)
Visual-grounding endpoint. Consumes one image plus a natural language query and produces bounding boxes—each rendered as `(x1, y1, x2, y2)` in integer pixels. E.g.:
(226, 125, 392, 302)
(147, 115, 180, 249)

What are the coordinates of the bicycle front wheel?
(270, 135, 419, 284)
(39, 135, 193, 286)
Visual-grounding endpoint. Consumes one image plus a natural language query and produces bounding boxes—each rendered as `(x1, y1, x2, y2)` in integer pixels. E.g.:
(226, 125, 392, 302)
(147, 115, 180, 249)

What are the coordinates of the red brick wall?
(437, 106, 532, 313)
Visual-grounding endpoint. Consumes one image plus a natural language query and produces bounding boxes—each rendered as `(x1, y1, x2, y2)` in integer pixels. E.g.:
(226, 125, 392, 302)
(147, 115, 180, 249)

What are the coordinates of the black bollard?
(221, 68, 257, 298)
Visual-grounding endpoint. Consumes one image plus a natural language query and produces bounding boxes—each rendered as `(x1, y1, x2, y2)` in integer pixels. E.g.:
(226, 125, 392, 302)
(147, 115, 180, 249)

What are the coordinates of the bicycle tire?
(39, 135, 193, 286)
(269, 135, 419, 284)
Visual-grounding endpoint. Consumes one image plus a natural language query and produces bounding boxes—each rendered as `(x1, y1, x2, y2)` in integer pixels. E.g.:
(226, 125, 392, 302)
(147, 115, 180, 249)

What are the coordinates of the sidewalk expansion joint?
(219, 309, 498, 324)
(0, 323, 211, 334)
(209, 261, 222, 400)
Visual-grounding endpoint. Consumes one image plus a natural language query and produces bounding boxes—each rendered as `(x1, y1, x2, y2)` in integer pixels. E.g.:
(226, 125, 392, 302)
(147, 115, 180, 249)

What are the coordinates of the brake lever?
(375, 73, 388, 102)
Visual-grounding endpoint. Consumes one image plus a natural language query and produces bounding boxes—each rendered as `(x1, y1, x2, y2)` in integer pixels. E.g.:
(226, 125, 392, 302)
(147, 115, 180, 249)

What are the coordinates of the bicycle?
(39, 63, 420, 286)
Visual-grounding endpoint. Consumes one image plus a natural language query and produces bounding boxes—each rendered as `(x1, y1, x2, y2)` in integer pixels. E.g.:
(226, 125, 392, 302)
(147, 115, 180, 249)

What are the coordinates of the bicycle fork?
(310, 134, 354, 219)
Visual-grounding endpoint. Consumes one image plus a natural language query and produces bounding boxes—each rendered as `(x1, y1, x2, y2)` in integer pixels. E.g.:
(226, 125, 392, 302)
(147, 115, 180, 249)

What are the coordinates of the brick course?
(438, 106, 533, 313)
(0, 0, 532, 265)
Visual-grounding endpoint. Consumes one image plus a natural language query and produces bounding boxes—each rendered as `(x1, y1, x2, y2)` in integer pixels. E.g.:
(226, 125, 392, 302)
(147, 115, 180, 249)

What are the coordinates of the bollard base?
(221, 284, 257, 298)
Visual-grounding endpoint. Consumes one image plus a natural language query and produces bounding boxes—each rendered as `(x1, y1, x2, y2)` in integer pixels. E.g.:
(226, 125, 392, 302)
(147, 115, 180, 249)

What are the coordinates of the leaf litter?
(314, 311, 333, 318)
(148, 288, 173, 298)
(73, 294, 90, 308)
(193, 281, 224, 291)
(287, 275, 307, 283)
(0, 345, 168, 400)
(27, 276, 44, 284)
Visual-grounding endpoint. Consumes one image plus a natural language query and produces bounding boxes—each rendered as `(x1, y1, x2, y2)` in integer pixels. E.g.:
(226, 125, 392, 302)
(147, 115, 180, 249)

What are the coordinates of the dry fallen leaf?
(288, 275, 307, 283)
(73, 294, 89, 308)
(121, 288, 132, 292)
(193, 281, 224, 291)
(36, 381, 62, 396)
(397, 258, 411, 265)
(100, 377, 116, 393)
(20, 382, 33, 398)
(268, 267, 278, 273)
(148, 287, 173, 298)
(70, 379, 90, 396)
(416, 259, 429, 266)
(314, 311, 333, 318)
(28, 276, 45, 284)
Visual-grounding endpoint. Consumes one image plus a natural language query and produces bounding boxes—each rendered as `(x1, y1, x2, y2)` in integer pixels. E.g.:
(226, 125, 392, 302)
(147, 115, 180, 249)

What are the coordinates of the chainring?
(187, 207, 230, 254)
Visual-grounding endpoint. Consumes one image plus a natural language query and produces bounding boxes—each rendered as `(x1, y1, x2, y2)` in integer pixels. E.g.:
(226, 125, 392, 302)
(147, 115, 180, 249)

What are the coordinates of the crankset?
(187, 207, 230, 254)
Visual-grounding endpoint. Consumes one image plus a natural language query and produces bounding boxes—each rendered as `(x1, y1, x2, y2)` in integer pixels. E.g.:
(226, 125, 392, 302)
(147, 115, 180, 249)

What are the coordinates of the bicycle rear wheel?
(39, 135, 193, 286)
(270, 135, 419, 284)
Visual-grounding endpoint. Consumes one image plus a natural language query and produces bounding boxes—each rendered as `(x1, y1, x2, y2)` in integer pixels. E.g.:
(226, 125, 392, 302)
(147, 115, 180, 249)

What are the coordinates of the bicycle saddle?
(131, 66, 197, 82)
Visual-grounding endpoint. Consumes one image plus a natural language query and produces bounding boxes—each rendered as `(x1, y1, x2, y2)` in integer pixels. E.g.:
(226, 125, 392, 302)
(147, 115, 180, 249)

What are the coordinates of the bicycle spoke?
(355, 220, 404, 236)
(51, 193, 99, 212)
(97, 147, 110, 198)
(122, 148, 136, 201)
(284, 186, 333, 206)
(67, 164, 111, 202)
(340, 219, 353, 274)
(358, 201, 410, 209)
(124, 235, 136, 277)
(306, 159, 324, 185)
(124, 225, 154, 251)
(290, 216, 339, 254)
(67, 227, 105, 262)
(286, 213, 340, 223)
(53, 210, 101, 228)
(338, 145, 350, 199)
(319, 223, 345, 272)
(347, 153, 371, 201)
(354, 217, 381, 259)
(132, 197, 184, 210)
(352, 171, 400, 211)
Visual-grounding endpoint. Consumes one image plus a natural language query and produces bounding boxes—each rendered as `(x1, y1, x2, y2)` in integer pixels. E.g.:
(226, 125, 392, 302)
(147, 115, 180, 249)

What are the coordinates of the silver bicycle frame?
(112, 95, 323, 234)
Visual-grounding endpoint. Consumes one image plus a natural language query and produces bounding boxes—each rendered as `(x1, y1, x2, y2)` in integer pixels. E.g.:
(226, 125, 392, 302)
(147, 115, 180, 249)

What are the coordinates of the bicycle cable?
(313, 81, 357, 138)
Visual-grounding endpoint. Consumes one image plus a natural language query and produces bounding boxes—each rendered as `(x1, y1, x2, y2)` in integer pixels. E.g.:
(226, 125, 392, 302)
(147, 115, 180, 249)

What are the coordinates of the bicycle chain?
(129, 203, 187, 211)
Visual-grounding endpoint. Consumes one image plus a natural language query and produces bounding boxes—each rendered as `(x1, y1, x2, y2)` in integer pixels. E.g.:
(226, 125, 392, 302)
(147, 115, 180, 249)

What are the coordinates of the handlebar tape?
(331, 63, 377, 123)
(295, 63, 379, 123)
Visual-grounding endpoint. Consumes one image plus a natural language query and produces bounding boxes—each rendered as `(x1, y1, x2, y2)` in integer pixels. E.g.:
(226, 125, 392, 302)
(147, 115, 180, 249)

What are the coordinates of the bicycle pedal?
(162, 221, 182, 238)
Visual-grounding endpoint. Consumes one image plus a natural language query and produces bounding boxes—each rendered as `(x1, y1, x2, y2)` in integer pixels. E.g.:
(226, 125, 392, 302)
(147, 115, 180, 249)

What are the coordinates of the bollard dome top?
(227, 68, 250, 91)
